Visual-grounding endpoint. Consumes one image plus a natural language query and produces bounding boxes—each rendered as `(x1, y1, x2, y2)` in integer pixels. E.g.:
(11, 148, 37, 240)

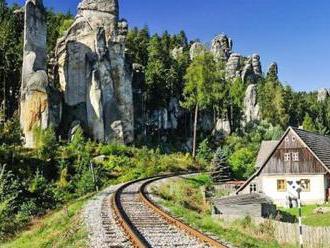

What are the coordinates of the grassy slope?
(1, 196, 90, 248)
(281, 204, 330, 227)
(154, 175, 295, 248)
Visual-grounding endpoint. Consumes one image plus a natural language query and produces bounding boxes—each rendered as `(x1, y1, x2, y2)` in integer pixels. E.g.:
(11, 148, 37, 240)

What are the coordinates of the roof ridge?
(291, 126, 330, 140)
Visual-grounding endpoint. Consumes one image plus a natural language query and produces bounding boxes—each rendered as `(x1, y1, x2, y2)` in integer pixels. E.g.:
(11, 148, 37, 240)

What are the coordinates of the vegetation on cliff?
(1, 0, 330, 245)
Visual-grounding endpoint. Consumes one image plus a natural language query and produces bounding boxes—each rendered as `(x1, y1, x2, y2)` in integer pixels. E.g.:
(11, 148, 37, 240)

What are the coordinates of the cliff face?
(55, 0, 134, 144)
(20, 0, 134, 147)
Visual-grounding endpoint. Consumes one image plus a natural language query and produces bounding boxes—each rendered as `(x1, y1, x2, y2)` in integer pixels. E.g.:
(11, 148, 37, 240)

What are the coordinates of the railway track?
(111, 175, 228, 248)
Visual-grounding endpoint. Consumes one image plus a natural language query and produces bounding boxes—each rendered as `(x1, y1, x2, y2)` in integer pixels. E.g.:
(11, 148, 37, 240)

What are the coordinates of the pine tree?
(302, 113, 317, 132)
(211, 147, 232, 184)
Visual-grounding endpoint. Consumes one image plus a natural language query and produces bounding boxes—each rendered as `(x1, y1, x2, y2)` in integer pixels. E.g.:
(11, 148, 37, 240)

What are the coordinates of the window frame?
(250, 183, 257, 193)
(277, 179, 287, 192)
(284, 152, 291, 161)
(292, 152, 300, 162)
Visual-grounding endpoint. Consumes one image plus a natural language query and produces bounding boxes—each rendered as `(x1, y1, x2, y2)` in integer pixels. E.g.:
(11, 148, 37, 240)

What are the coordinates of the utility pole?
(297, 184, 303, 248)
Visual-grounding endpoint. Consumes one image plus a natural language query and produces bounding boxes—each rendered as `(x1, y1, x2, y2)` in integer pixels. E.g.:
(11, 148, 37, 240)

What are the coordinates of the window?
(284, 153, 291, 161)
(292, 152, 299, 161)
(300, 179, 311, 192)
(250, 184, 257, 193)
(292, 136, 296, 142)
(277, 179, 287, 192)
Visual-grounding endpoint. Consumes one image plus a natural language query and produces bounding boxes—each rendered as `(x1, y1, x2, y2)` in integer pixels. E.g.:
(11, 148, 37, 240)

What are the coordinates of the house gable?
(261, 129, 327, 175)
(237, 127, 330, 194)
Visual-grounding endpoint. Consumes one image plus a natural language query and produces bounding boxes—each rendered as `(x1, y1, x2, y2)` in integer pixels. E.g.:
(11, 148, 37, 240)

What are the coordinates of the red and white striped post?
(297, 187, 303, 248)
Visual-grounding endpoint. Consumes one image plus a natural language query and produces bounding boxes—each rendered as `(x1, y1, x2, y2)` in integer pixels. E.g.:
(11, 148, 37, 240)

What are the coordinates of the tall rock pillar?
(55, 0, 134, 144)
(20, 0, 50, 148)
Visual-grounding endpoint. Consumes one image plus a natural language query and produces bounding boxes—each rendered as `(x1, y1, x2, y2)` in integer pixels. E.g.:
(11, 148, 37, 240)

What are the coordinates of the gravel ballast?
(84, 185, 132, 248)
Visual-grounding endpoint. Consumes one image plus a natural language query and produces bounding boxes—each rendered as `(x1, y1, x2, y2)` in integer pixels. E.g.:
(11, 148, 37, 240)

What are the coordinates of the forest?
(0, 0, 330, 241)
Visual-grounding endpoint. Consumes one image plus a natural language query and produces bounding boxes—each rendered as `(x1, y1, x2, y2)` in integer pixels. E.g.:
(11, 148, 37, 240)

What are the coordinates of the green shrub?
(229, 147, 256, 179)
(74, 169, 97, 196)
(99, 142, 132, 157)
(0, 115, 22, 146)
(154, 176, 211, 214)
(197, 139, 213, 162)
(33, 127, 57, 160)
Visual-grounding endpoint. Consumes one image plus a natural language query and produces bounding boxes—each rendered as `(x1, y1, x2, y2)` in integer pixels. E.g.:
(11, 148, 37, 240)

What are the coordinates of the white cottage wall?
(261, 175, 326, 206)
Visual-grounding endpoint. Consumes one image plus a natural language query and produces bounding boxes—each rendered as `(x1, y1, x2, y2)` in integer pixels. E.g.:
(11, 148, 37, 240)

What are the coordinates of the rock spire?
(20, 0, 50, 147)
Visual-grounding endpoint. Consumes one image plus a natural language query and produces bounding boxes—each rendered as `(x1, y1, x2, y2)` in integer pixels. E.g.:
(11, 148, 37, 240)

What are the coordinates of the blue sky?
(7, 0, 330, 92)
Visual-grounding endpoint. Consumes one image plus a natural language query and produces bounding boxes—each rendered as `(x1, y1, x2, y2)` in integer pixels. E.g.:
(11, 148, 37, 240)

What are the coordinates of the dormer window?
(292, 152, 299, 161)
(284, 153, 291, 161)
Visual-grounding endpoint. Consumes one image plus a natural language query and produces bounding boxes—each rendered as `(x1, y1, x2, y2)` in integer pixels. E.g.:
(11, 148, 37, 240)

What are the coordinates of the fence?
(274, 221, 330, 248)
(218, 214, 330, 248)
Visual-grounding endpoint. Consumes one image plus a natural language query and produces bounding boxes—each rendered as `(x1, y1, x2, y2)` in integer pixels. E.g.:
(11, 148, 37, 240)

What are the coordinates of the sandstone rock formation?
(267, 62, 278, 80)
(209, 34, 262, 85)
(226, 53, 241, 80)
(211, 34, 233, 61)
(55, 0, 134, 144)
(241, 54, 262, 84)
(20, 0, 51, 148)
(243, 84, 260, 124)
(318, 88, 329, 102)
(189, 42, 206, 60)
(171, 47, 184, 60)
(214, 118, 231, 136)
(252, 54, 262, 76)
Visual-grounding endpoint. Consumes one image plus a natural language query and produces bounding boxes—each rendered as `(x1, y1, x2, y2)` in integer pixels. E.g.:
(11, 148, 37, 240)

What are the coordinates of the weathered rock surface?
(243, 84, 260, 124)
(252, 54, 262, 76)
(267, 62, 278, 80)
(189, 42, 206, 60)
(20, 0, 50, 148)
(226, 53, 241, 80)
(241, 54, 262, 84)
(318, 88, 329, 102)
(55, 0, 134, 144)
(211, 34, 233, 61)
(171, 47, 184, 60)
(214, 118, 231, 136)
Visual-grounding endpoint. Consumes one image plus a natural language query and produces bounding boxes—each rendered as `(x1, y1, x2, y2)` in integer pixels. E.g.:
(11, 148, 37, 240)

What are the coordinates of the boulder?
(214, 118, 231, 136)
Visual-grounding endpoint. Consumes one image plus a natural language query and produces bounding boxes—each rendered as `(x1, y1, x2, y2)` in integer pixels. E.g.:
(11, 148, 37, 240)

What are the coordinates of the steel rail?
(111, 174, 228, 248)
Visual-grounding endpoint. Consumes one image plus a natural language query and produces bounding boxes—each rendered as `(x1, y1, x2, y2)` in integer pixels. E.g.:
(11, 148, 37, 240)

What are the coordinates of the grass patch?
(153, 174, 295, 248)
(1, 195, 90, 248)
(280, 204, 330, 227)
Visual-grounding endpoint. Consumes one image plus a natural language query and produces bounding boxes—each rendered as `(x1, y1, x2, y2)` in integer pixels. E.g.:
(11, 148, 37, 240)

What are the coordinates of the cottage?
(237, 127, 330, 207)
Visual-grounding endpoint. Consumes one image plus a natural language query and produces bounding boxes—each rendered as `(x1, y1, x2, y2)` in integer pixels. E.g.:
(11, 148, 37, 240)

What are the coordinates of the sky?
(7, 0, 330, 92)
